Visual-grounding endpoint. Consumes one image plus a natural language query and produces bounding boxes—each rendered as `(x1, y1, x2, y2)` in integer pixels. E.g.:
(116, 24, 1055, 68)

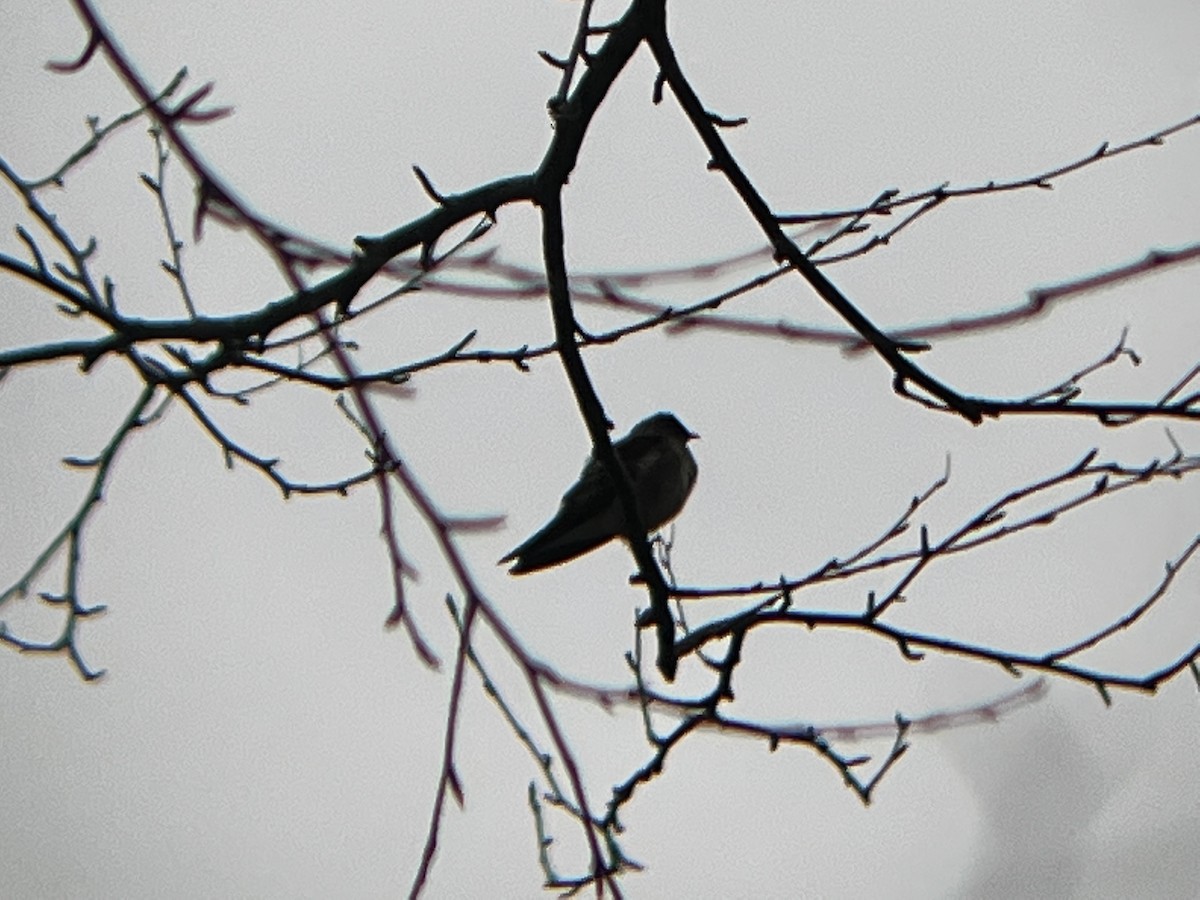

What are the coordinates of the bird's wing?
(553, 430, 671, 518)
(500, 429, 694, 574)
(498, 452, 621, 572)
(557, 451, 617, 516)
(555, 431, 685, 520)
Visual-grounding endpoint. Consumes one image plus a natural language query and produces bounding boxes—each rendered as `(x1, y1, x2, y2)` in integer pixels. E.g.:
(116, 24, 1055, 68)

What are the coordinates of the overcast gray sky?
(2, 1, 1199, 897)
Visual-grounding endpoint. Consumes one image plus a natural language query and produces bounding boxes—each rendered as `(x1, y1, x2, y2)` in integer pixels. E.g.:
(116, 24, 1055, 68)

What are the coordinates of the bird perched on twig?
(500, 412, 699, 575)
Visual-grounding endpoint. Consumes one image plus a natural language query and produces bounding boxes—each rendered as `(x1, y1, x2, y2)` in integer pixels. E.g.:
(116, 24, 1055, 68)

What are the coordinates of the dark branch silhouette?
(2, 1, 1196, 896)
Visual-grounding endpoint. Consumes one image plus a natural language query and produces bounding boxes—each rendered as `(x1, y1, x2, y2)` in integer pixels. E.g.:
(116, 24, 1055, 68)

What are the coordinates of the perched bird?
(500, 412, 699, 575)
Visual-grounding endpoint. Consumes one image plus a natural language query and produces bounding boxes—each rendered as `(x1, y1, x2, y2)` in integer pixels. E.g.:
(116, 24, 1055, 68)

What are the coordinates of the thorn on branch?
(420, 238, 437, 271)
(538, 49, 570, 69)
(779, 576, 794, 611)
(170, 82, 232, 123)
(450, 330, 477, 355)
(16, 226, 48, 273)
(412, 165, 448, 205)
(352, 233, 380, 255)
(445, 515, 507, 534)
(707, 111, 748, 129)
(652, 71, 665, 104)
(80, 341, 111, 372)
(62, 455, 100, 469)
(46, 31, 101, 73)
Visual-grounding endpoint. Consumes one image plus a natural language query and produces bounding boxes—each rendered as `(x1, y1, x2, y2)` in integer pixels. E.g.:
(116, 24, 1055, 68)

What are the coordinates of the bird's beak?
(687, 430, 700, 441)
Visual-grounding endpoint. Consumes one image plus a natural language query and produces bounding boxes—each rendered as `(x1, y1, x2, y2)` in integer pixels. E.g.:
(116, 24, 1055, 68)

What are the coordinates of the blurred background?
(2, 1, 1198, 896)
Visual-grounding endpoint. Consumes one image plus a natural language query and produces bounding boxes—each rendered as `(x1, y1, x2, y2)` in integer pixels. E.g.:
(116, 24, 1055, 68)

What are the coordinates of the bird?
(500, 412, 699, 575)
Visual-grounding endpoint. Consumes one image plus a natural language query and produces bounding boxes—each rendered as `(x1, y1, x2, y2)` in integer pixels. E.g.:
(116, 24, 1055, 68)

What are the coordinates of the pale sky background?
(2, 1, 1199, 898)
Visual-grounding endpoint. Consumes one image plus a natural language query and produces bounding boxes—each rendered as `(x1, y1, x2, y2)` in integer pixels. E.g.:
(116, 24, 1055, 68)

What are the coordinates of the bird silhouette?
(500, 412, 699, 574)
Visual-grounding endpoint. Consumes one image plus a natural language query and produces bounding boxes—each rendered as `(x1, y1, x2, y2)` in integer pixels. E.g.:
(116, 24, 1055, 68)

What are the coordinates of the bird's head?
(631, 412, 700, 443)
